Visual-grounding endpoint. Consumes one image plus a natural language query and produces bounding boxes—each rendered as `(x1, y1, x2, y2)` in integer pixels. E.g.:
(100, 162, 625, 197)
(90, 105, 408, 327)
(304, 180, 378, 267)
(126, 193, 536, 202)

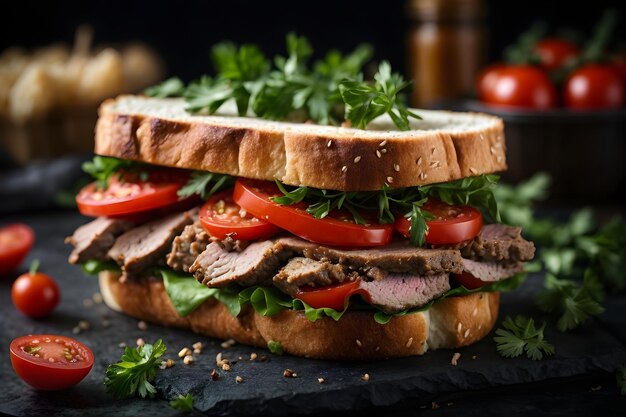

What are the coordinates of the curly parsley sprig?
(104, 339, 167, 400)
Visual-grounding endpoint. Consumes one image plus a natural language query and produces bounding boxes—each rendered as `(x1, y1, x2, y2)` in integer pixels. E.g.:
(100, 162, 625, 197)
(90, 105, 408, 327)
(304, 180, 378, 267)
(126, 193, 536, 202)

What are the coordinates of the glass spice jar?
(406, 0, 487, 107)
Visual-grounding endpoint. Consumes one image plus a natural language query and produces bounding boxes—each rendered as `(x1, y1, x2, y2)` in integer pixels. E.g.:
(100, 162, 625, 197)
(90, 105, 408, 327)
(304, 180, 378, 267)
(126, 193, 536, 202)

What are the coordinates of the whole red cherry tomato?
(482, 65, 558, 109)
(12, 260, 60, 318)
(534, 38, 579, 71)
(476, 63, 506, 100)
(564, 64, 625, 109)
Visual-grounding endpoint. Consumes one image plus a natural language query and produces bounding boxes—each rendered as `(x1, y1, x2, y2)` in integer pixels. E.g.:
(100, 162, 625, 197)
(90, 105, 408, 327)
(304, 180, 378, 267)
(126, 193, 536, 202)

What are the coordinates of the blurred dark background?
(2, 0, 625, 82)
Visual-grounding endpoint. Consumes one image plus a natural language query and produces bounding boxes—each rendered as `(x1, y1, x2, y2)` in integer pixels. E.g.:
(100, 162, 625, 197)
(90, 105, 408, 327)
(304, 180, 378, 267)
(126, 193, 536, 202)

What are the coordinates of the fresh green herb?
(145, 77, 186, 98)
(494, 316, 555, 360)
(494, 172, 550, 230)
(339, 61, 421, 130)
(81, 260, 121, 275)
(267, 340, 284, 355)
(177, 171, 235, 200)
(148, 33, 416, 130)
(104, 339, 167, 399)
(28, 259, 40, 275)
(169, 393, 194, 413)
(503, 22, 547, 65)
(82, 156, 135, 190)
(537, 271, 605, 332)
(272, 174, 500, 246)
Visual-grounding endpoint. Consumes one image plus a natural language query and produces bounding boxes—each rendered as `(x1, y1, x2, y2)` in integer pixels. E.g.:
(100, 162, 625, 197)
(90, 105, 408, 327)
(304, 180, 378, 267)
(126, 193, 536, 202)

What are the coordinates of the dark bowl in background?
(462, 101, 626, 205)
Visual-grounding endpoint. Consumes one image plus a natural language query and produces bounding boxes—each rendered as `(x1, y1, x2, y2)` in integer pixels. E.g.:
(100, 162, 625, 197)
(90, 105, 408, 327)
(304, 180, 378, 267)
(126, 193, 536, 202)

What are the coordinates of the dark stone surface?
(1, 211, 625, 416)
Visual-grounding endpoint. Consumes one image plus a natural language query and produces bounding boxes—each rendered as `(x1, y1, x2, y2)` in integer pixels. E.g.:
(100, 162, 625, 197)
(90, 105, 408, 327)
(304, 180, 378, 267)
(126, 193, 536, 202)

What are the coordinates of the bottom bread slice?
(99, 271, 499, 360)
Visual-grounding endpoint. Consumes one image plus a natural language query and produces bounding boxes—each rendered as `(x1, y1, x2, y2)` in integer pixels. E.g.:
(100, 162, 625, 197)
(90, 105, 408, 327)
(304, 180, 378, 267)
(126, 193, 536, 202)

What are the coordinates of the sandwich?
(65, 39, 534, 360)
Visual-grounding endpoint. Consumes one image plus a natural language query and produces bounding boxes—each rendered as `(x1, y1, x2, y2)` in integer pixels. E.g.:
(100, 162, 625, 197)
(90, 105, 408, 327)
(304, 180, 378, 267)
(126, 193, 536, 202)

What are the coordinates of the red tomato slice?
(0, 224, 35, 276)
(233, 179, 394, 247)
(453, 272, 489, 289)
(534, 38, 579, 71)
(295, 280, 367, 310)
(199, 189, 281, 240)
(10, 335, 94, 390)
(12, 270, 60, 318)
(76, 170, 191, 218)
(395, 199, 483, 245)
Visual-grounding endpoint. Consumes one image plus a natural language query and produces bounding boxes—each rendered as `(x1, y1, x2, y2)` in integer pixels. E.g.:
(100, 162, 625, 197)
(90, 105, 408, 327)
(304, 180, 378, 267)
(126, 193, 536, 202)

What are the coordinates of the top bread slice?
(95, 95, 506, 191)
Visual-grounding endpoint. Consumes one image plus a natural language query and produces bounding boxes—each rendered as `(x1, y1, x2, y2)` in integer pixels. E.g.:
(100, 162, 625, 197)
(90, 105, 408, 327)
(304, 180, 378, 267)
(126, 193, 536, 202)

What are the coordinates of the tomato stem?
(29, 259, 40, 275)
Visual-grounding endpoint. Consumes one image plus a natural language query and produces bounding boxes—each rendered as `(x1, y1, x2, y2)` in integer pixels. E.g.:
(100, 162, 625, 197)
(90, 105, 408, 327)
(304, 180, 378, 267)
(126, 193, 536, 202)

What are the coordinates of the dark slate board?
(1, 211, 625, 416)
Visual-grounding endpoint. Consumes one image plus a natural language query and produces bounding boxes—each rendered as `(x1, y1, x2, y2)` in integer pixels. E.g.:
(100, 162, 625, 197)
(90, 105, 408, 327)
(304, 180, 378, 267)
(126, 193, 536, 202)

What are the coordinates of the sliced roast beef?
(457, 224, 535, 262)
(65, 217, 133, 264)
(167, 221, 211, 272)
(276, 237, 464, 276)
(273, 257, 354, 295)
(108, 210, 195, 275)
(358, 273, 450, 314)
(462, 258, 524, 282)
(190, 240, 292, 287)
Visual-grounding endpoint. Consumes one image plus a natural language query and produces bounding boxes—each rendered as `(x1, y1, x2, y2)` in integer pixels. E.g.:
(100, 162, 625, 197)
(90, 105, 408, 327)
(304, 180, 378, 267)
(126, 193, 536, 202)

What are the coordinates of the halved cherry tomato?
(76, 169, 191, 218)
(395, 199, 483, 245)
(534, 38, 579, 71)
(453, 272, 489, 289)
(0, 224, 34, 276)
(10, 334, 94, 390)
(199, 189, 281, 240)
(233, 179, 394, 247)
(295, 280, 366, 310)
(564, 64, 625, 109)
(482, 65, 558, 109)
(12, 262, 60, 318)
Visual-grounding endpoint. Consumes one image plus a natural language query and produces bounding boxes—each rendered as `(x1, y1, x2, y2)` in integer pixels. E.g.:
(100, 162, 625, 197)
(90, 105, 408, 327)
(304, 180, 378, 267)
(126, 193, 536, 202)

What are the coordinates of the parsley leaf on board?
(494, 316, 555, 360)
(177, 171, 235, 200)
(104, 339, 167, 399)
(169, 393, 194, 413)
(536, 271, 605, 332)
(144, 77, 185, 98)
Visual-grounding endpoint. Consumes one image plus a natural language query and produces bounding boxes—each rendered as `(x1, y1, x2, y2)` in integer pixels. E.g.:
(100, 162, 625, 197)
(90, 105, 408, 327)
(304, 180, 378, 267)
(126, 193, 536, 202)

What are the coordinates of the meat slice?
(190, 240, 292, 288)
(65, 217, 133, 264)
(276, 237, 464, 276)
(273, 257, 353, 296)
(462, 258, 525, 282)
(167, 221, 211, 272)
(458, 224, 535, 262)
(108, 210, 195, 275)
(358, 273, 450, 314)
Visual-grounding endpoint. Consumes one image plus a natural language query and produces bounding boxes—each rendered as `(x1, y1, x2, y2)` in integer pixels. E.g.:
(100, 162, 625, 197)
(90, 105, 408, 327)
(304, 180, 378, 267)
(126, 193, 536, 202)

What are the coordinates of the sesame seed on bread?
(95, 95, 507, 191)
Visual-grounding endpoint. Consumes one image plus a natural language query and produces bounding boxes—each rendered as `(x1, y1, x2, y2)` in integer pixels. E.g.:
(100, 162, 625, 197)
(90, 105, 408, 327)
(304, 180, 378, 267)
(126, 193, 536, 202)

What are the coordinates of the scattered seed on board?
(451, 352, 461, 366)
(361, 373, 370, 382)
(236, 376, 244, 383)
(137, 320, 148, 330)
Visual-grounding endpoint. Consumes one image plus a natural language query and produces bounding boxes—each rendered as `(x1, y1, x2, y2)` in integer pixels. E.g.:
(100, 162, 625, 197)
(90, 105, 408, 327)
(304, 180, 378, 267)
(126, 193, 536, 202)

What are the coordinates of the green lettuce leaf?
(81, 260, 121, 275)
(161, 269, 218, 317)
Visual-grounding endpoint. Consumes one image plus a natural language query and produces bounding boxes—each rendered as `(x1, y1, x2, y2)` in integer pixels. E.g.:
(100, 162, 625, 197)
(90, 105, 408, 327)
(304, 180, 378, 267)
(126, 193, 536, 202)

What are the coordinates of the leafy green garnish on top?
(271, 174, 500, 246)
(145, 33, 418, 131)
(176, 171, 234, 200)
(82, 156, 136, 190)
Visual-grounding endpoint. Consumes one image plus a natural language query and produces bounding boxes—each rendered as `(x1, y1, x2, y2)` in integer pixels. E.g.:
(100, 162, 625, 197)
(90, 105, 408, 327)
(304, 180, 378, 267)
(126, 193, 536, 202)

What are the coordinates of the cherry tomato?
(564, 64, 625, 109)
(295, 280, 366, 310)
(395, 199, 483, 245)
(76, 169, 192, 218)
(10, 334, 94, 390)
(482, 65, 558, 109)
(199, 189, 280, 240)
(0, 224, 34, 276)
(476, 63, 506, 100)
(453, 272, 489, 289)
(12, 262, 60, 318)
(534, 38, 579, 71)
(233, 179, 394, 247)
